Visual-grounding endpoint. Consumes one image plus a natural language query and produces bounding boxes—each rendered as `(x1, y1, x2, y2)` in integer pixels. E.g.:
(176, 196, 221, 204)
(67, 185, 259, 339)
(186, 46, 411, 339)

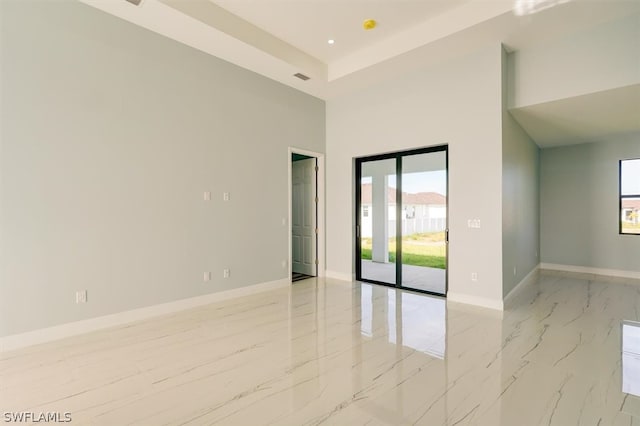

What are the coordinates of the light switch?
(203, 191, 211, 201)
(467, 219, 481, 229)
(223, 192, 230, 201)
(76, 290, 87, 303)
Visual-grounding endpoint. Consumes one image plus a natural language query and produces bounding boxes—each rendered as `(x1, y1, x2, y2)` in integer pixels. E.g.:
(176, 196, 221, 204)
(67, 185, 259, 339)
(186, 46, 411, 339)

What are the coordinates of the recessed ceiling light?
(328, 39, 335, 45)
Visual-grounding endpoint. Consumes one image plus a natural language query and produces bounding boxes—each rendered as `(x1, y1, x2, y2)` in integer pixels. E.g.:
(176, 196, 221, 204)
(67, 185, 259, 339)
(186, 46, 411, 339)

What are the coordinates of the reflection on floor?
(361, 259, 446, 294)
(1, 271, 640, 424)
(623, 321, 640, 397)
(359, 285, 446, 359)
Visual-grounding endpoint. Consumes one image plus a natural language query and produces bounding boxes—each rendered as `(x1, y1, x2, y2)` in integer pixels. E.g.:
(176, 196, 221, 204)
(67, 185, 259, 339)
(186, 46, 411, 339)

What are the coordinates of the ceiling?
(509, 84, 640, 148)
(77, 0, 532, 97)
(210, 0, 471, 64)
(78, 0, 640, 147)
(79, 0, 639, 96)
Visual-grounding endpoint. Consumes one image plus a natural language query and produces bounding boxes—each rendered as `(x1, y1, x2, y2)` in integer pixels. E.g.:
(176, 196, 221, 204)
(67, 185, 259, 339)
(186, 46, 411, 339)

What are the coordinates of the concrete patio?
(361, 260, 446, 294)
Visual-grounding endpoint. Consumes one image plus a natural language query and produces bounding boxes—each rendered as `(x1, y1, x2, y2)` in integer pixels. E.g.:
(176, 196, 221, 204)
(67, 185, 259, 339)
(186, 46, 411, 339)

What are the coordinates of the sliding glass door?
(356, 146, 448, 296)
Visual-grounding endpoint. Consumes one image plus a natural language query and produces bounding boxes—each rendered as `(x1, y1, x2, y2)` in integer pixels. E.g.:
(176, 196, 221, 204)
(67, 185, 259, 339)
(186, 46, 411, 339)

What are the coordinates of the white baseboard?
(540, 263, 640, 280)
(325, 270, 354, 282)
(504, 265, 540, 307)
(0, 278, 291, 352)
(447, 292, 504, 311)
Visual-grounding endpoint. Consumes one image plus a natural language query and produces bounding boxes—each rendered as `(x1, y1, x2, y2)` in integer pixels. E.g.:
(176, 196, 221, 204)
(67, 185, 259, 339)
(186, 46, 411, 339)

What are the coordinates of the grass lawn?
(361, 232, 446, 269)
(622, 222, 640, 234)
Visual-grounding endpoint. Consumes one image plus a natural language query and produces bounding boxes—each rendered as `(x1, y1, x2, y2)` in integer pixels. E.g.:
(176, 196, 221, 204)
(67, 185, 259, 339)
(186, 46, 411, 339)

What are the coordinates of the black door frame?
(355, 145, 448, 297)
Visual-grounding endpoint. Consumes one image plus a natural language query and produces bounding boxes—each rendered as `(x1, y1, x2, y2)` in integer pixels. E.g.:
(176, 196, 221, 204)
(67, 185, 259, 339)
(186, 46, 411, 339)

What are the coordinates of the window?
(620, 159, 640, 235)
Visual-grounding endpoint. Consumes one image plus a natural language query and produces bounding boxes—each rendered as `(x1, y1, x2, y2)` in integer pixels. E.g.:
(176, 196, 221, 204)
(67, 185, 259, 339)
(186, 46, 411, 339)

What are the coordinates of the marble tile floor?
(1, 270, 640, 425)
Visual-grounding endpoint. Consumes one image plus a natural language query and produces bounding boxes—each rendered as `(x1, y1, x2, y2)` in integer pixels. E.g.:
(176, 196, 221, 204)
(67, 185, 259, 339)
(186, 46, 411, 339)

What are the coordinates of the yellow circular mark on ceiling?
(363, 19, 377, 31)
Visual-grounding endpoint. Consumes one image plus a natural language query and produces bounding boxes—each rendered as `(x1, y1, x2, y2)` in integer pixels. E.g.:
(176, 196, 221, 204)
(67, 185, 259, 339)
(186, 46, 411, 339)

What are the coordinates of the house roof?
(360, 183, 445, 206)
(622, 199, 640, 209)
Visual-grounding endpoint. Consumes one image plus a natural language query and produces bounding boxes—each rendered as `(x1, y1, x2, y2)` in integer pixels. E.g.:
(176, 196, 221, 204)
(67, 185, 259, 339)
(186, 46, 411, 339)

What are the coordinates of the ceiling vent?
(125, 0, 143, 6)
(293, 73, 310, 81)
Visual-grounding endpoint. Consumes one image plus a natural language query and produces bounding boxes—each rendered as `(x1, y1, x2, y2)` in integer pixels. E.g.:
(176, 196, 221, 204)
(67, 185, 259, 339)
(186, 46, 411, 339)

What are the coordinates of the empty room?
(1, 0, 639, 424)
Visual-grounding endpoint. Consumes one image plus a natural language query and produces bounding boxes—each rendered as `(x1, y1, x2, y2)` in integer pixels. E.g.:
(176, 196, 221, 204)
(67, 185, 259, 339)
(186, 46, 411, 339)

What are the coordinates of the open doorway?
(289, 148, 325, 283)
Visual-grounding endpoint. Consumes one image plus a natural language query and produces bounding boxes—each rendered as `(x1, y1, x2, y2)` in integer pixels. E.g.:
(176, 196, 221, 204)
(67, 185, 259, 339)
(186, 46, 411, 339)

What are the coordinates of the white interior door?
(292, 158, 317, 276)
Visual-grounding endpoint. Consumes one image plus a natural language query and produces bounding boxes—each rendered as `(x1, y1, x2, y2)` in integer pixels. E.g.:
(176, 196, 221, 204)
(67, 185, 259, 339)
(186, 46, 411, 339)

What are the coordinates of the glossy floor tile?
(1, 271, 640, 425)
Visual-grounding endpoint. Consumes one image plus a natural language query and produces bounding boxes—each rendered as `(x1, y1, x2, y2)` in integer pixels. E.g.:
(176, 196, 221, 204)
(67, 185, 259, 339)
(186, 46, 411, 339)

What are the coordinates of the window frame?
(619, 158, 640, 236)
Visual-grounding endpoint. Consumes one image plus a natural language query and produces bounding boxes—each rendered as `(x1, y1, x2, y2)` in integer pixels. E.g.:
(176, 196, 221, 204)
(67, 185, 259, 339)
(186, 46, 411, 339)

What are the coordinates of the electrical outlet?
(76, 290, 87, 304)
(223, 268, 230, 278)
(471, 272, 478, 282)
(204, 272, 211, 282)
(223, 192, 230, 201)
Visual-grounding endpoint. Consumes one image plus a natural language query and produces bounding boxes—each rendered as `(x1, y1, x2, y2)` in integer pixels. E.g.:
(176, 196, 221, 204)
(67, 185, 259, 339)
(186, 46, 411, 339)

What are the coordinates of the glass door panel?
(400, 152, 447, 295)
(359, 158, 397, 285)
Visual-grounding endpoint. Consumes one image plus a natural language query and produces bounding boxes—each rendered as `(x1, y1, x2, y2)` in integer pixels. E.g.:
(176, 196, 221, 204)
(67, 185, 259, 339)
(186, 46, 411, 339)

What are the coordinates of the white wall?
(508, 13, 640, 108)
(540, 133, 640, 273)
(326, 44, 504, 307)
(502, 49, 540, 297)
(0, 0, 325, 336)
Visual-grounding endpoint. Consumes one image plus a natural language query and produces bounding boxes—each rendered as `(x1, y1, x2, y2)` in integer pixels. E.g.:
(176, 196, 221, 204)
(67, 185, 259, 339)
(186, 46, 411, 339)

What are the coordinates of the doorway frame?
(355, 144, 449, 297)
(288, 147, 325, 282)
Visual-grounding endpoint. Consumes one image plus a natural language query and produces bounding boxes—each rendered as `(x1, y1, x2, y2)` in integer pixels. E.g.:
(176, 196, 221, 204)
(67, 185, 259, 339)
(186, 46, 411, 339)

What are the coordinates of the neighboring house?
(360, 183, 446, 238)
(622, 199, 640, 225)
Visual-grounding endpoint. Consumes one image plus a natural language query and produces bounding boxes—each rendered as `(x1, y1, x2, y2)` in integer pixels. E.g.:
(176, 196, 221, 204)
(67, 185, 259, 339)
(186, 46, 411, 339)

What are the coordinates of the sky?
(622, 159, 640, 195)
